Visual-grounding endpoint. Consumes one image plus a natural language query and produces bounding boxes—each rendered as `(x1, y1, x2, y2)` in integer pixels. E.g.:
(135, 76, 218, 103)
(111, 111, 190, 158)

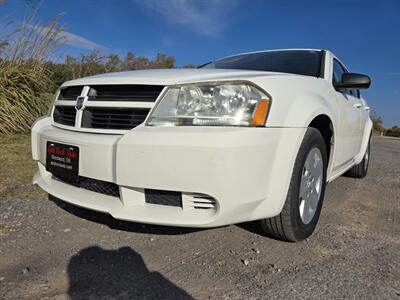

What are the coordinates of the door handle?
(353, 103, 362, 108)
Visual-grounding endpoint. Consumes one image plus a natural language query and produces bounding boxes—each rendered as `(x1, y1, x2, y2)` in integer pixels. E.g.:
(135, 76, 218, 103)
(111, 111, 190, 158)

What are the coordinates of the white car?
(31, 49, 372, 241)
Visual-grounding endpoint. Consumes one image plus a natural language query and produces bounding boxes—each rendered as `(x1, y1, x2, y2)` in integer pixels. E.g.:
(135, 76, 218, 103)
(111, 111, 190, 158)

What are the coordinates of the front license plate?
(46, 142, 79, 182)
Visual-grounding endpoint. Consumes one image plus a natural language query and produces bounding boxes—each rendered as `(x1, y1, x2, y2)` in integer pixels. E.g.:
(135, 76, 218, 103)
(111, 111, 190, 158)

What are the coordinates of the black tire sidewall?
(289, 129, 328, 240)
(362, 140, 370, 176)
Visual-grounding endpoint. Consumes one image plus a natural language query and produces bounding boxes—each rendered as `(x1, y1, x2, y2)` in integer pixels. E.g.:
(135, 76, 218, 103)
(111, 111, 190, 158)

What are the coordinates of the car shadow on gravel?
(49, 195, 207, 235)
(236, 221, 292, 241)
(237, 221, 264, 235)
(67, 246, 193, 299)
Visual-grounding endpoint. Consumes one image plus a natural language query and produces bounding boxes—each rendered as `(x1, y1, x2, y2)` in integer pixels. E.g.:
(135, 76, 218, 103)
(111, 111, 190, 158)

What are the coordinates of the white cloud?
(30, 24, 105, 50)
(59, 30, 105, 50)
(135, 0, 239, 37)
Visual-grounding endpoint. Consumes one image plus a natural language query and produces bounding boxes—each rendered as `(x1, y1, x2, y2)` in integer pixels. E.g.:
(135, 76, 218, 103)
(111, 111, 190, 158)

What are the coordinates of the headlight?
(146, 81, 271, 127)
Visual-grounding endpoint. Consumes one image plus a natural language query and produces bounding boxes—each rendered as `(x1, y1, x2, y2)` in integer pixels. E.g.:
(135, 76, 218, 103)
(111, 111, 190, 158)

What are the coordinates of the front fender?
(267, 90, 337, 129)
(296, 92, 337, 129)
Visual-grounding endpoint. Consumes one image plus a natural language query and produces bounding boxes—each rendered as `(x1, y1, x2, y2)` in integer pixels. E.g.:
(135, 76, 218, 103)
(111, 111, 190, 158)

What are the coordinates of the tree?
(385, 125, 400, 138)
(122, 52, 175, 70)
(370, 111, 384, 132)
(122, 51, 138, 70)
(182, 64, 197, 68)
(151, 53, 175, 69)
(104, 54, 121, 72)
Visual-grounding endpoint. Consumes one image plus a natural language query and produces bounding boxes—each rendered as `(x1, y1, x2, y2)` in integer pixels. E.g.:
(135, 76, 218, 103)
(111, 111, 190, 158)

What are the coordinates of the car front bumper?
(32, 117, 306, 227)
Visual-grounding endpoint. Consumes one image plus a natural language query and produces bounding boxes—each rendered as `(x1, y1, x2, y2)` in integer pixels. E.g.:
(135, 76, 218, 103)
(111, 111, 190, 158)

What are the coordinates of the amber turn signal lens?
(250, 99, 270, 126)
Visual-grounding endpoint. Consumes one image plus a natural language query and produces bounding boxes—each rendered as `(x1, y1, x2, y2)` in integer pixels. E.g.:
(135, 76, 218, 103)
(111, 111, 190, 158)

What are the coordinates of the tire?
(344, 139, 370, 179)
(260, 127, 328, 242)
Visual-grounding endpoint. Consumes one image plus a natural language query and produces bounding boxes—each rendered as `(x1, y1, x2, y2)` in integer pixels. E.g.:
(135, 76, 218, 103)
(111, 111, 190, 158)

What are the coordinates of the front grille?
(145, 189, 182, 207)
(81, 107, 150, 130)
(53, 106, 76, 126)
(88, 85, 164, 102)
(55, 176, 120, 198)
(53, 84, 163, 130)
(58, 86, 83, 100)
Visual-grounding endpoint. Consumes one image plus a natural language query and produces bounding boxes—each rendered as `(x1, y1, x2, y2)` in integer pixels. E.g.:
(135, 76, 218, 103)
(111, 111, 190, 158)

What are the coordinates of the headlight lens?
(146, 82, 271, 127)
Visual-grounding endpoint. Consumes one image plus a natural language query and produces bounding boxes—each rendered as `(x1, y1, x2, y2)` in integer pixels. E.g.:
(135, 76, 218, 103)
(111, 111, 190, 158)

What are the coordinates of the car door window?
(332, 59, 356, 97)
(332, 59, 345, 85)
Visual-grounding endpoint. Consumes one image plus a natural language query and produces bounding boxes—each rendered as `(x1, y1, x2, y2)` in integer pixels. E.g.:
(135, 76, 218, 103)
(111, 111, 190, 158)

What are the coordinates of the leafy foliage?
(370, 111, 384, 132)
(385, 125, 400, 138)
(45, 51, 176, 89)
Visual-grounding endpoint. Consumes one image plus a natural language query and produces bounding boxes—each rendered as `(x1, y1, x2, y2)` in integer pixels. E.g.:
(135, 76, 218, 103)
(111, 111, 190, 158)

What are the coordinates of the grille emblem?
(75, 96, 87, 111)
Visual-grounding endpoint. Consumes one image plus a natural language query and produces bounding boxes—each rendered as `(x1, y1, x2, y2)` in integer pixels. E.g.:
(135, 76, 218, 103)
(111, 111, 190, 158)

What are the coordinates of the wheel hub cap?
(299, 147, 323, 224)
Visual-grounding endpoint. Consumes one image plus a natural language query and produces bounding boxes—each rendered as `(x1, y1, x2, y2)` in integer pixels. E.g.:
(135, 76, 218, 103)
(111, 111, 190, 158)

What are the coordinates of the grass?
(0, 134, 45, 200)
(0, 9, 63, 134)
(0, 61, 53, 134)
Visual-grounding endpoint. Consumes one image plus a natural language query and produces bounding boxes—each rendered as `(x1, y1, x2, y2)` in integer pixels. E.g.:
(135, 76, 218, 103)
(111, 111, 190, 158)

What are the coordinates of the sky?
(1, 0, 399, 127)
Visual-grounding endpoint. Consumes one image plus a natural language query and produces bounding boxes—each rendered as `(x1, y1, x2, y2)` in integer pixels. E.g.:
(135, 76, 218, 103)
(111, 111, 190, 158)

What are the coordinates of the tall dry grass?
(0, 61, 53, 133)
(0, 9, 64, 134)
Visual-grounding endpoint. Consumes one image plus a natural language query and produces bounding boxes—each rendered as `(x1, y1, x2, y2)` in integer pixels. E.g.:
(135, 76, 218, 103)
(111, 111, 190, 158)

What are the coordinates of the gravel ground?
(0, 137, 399, 299)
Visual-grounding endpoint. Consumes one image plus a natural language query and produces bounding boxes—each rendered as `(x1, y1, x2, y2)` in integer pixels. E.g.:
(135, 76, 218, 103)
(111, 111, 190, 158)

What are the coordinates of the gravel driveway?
(1, 138, 399, 299)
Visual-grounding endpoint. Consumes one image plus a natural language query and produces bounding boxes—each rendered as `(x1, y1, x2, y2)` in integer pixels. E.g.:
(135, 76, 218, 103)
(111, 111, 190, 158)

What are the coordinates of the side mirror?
(334, 73, 371, 89)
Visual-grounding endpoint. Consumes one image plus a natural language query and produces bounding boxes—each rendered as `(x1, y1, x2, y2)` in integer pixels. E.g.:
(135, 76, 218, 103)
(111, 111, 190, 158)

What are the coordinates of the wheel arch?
(307, 114, 336, 178)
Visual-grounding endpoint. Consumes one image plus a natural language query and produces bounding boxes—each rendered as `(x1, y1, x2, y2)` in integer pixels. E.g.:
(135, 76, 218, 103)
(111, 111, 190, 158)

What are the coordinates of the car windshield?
(200, 50, 323, 77)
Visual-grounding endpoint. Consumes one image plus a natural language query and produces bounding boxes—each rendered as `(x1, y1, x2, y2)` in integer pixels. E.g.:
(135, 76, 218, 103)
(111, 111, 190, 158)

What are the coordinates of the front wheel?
(260, 128, 328, 242)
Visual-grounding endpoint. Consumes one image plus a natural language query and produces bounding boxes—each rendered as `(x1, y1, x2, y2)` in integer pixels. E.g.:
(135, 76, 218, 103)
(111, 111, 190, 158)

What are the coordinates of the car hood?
(61, 68, 294, 87)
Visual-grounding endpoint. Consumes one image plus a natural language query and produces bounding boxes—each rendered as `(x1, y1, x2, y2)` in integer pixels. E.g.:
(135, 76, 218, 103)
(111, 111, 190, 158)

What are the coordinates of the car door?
(358, 92, 371, 138)
(332, 59, 363, 167)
